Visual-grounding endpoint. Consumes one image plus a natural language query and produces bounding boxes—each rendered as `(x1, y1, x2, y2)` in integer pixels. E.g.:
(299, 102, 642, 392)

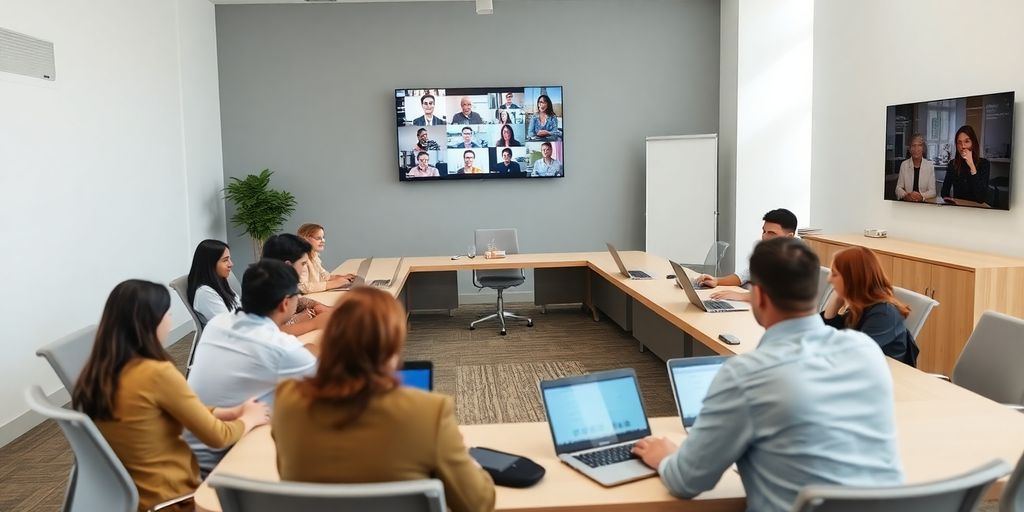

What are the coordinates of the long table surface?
(194, 250, 1024, 511)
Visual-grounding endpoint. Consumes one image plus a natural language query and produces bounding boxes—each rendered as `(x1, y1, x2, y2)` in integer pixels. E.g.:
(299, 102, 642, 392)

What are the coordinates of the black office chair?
(469, 228, 533, 336)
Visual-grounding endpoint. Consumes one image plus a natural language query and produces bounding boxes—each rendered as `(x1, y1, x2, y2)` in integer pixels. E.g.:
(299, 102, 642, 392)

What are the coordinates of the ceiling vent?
(0, 27, 55, 81)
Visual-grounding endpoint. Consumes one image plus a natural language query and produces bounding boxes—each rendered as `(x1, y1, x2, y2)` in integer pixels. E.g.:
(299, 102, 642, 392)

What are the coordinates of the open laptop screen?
(398, 361, 432, 391)
(668, 357, 726, 427)
(541, 373, 650, 453)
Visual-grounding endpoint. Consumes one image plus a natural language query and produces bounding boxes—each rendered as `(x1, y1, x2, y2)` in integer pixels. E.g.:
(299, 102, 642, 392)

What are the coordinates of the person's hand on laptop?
(331, 272, 356, 280)
(632, 436, 678, 469)
(326, 275, 352, 289)
(710, 290, 751, 302)
(312, 302, 332, 315)
(696, 274, 718, 288)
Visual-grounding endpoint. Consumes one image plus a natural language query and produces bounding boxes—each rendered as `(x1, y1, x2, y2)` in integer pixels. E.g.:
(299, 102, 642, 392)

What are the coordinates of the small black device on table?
(468, 447, 545, 488)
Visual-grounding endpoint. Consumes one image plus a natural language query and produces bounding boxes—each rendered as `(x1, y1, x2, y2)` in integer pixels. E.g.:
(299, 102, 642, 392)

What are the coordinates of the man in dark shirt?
(493, 147, 521, 173)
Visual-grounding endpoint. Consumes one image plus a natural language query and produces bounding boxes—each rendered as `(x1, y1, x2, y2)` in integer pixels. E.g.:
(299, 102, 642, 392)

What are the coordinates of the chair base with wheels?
(468, 228, 533, 336)
(469, 278, 533, 336)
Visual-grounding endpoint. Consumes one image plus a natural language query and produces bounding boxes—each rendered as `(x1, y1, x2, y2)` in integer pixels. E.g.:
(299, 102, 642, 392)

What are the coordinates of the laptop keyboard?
(628, 270, 652, 279)
(573, 443, 639, 468)
(370, 279, 390, 287)
(704, 299, 734, 310)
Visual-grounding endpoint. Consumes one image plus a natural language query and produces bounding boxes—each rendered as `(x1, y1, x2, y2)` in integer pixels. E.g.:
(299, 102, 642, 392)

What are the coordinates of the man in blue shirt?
(633, 237, 903, 512)
(532, 142, 562, 177)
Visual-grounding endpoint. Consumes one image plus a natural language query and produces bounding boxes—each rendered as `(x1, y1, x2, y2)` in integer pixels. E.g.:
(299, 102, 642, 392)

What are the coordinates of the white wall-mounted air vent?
(0, 27, 56, 81)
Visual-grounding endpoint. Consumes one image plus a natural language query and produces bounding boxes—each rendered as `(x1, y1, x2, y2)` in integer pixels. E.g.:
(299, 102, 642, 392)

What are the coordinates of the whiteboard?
(645, 134, 718, 265)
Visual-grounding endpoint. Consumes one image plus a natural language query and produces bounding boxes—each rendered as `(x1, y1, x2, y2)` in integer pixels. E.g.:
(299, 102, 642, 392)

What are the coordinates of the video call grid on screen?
(882, 91, 1014, 210)
(396, 86, 564, 182)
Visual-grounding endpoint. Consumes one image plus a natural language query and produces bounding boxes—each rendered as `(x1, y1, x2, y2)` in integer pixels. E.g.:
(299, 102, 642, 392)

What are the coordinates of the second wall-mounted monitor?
(883, 91, 1013, 210)
(395, 86, 564, 182)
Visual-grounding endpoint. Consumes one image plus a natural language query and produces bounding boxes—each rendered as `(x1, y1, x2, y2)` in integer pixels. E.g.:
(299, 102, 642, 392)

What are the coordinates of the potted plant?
(223, 169, 297, 259)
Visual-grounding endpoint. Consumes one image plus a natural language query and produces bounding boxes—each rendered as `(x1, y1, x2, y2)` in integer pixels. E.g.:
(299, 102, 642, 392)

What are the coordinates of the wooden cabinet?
(805, 234, 1024, 375)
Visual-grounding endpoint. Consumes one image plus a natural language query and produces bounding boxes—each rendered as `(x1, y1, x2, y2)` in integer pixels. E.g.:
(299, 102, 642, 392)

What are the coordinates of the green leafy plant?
(223, 169, 297, 259)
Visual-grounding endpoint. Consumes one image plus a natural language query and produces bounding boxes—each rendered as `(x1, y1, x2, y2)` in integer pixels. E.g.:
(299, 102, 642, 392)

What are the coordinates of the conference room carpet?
(0, 303, 1001, 511)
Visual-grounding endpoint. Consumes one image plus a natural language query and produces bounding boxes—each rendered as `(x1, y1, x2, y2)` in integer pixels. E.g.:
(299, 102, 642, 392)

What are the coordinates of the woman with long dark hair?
(494, 123, 522, 147)
(527, 94, 562, 141)
(73, 280, 268, 511)
(940, 125, 991, 204)
(821, 247, 919, 366)
(187, 239, 239, 325)
(272, 287, 495, 512)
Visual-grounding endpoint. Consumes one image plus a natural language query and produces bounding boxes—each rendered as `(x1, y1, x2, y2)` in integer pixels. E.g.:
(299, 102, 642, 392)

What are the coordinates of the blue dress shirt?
(658, 314, 904, 512)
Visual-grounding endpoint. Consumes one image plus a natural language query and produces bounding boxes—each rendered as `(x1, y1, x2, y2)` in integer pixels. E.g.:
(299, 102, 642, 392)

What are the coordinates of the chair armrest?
(927, 372, 951, 382)
(1003, 404, 1024, 413)
(149, 493, 194, 511)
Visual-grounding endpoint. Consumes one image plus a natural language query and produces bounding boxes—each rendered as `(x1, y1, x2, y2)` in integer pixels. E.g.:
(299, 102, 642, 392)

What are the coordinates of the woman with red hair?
(822, 246, 920, 367)
(271, 287, 495, 512)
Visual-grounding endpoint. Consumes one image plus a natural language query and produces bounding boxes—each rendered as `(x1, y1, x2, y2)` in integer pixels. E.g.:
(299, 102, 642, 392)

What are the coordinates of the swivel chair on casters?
(469, 228, 533, 336)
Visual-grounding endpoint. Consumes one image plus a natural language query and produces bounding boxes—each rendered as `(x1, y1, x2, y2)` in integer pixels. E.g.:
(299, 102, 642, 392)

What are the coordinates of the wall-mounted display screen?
(883, 91, 1013, 210)
(395, 86, 564, 182)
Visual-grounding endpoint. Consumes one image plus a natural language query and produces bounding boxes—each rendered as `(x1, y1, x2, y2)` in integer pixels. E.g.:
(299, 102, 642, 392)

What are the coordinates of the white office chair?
(35, 325, 98, 393)
(208, 473, 446, 512)
(168, 275, 204, 374)
(24, 385, 193, 512)
(683, 241, 730, 276)
(817, 266, 834, 312)
(469, 228, 533, 335)
(893, 286, 939, 339)
(791, 458, 1011, 512)
(947, 311, 1024, 411)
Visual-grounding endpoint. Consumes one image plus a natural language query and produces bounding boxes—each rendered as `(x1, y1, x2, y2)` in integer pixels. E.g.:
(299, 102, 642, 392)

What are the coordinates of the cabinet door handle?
(930, 289, 936, 299)
(924, 287, 930, 296)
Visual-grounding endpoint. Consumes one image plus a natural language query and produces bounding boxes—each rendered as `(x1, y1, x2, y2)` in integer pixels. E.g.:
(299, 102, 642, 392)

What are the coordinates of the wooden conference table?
(194, 251, 1024, 512)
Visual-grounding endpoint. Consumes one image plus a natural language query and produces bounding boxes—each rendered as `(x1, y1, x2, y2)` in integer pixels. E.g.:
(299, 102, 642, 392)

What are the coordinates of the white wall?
(721, 0, 814, 271)
(811, 0, 1023, 255)
(0, 0, 225, 446)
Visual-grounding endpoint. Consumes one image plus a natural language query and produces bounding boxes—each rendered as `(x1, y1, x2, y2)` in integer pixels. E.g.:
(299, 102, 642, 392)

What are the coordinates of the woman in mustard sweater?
(273, 287, 495, 512)
(72, 280, 269, 511)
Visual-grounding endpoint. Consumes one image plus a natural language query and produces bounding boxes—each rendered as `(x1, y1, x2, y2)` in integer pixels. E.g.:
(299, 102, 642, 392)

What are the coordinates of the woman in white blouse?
(297, 223, 353, 293)
(895, 133, 936, 202)
(187, 239, 240, 325)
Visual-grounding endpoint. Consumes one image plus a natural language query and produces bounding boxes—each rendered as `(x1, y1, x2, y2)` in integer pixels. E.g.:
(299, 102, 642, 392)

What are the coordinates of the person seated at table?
(822, 246, 919, 367)
(187, 239, 239, 327)
(73, 279, 269, 512)
(296, 223, 355, 293)
(940, 125, 991, 204)
(261, 233, 332, 337)
(697, 208, 798, 302)
(894, 133, 936, 202)
(272, 287, 495, 512)
(633, 238, 903, 512)
(186, 259, 319, 475)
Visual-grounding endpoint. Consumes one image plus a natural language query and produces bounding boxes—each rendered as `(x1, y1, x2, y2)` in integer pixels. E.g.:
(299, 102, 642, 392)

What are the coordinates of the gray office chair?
(817, 266, 834, 312)
(227, 271, 242, 296)
(893, 286, 939, 339)
(682, 241, 730, 276)
(209, 474, 446, 512)
(35, 325, 98, 392)
(169, 275, 204, 373)
(791, 458, 1010, 512)
(948, 311, 1024, 410)
(24, 386, 193, 512)
(1002, 452, 1024, 512)
(469, 228, 533, 335)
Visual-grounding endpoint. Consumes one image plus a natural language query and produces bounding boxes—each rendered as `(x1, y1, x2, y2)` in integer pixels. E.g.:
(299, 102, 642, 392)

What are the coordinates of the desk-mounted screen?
(883, 91, 1013, 210)
(395, 86, 564, 182)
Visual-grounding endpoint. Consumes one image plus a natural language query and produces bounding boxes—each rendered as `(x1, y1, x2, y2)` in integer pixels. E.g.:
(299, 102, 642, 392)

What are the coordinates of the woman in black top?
(822, 246, 920, 367)
(940, 125, 990, 204)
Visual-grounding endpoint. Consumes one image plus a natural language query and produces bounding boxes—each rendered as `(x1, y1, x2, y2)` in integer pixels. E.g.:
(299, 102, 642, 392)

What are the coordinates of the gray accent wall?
(215, 0, 720, 296)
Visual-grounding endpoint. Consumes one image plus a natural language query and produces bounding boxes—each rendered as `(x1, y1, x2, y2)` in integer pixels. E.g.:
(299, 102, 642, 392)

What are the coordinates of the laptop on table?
(669, 260, 750, 313)
(398, 360, 433, 391)
(328, 256, 373, 291)
(666, 356, 728, 430)
(605, 243, 653, 280)
(539, 368, 657, 487)
(370, 257, 403, 288)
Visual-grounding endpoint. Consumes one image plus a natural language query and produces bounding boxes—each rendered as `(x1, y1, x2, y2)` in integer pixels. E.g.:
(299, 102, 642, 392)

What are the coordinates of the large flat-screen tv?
(883, 91, 1014, 210)
(395, 87, 564, 181)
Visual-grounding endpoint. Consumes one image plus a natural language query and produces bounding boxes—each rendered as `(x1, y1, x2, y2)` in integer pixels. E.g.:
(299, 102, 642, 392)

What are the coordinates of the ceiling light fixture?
(476, 0, 493, 15)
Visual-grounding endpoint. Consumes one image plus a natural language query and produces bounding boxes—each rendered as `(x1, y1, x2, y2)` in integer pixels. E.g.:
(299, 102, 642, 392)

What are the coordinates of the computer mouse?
(666, 274, 675, 279)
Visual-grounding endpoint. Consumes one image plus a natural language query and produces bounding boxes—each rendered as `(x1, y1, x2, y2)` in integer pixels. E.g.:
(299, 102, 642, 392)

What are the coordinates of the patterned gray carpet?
(455, 361, 588, 424)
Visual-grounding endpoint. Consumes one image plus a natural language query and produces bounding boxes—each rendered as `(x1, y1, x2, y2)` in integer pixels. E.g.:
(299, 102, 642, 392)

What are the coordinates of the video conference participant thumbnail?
(448, 95, 489, 125)
(527, 141, 562, 177)
(491, 147, 527, 174)
(524, 87, 563, 142)
(448, 126, 483, 149)
(397, 90, 447, 126)
(452, 149, 488, 174)
(407, 152, 441, 178)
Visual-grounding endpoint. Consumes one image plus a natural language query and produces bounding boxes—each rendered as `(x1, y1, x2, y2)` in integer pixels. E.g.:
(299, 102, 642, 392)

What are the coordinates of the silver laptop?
(329, 256, 373, 291)
(539, 368, 657, 487)
(370, 257, 403, 288)
(666, 356, 728, 430)
(605, 243, 653, 280)
(669, 260, 750, 313)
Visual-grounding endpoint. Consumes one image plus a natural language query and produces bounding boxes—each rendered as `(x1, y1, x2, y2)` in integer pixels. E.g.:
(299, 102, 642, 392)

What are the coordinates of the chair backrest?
(169, 275, 204, 369)
(473, 228, 523, 283)
(24, 386, 138, 512)
(817, 266, 834, 312)
(1002, 451, 1024, 512)
(893, 286, 939, 339)
(702, 241, 730, 275)
(209, 474, 446, 512)
(791, 459, 1010, 512)
(953, 310, 1024, 406)
(35, 325, 98, 392)
(227, 271, 242, 296)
